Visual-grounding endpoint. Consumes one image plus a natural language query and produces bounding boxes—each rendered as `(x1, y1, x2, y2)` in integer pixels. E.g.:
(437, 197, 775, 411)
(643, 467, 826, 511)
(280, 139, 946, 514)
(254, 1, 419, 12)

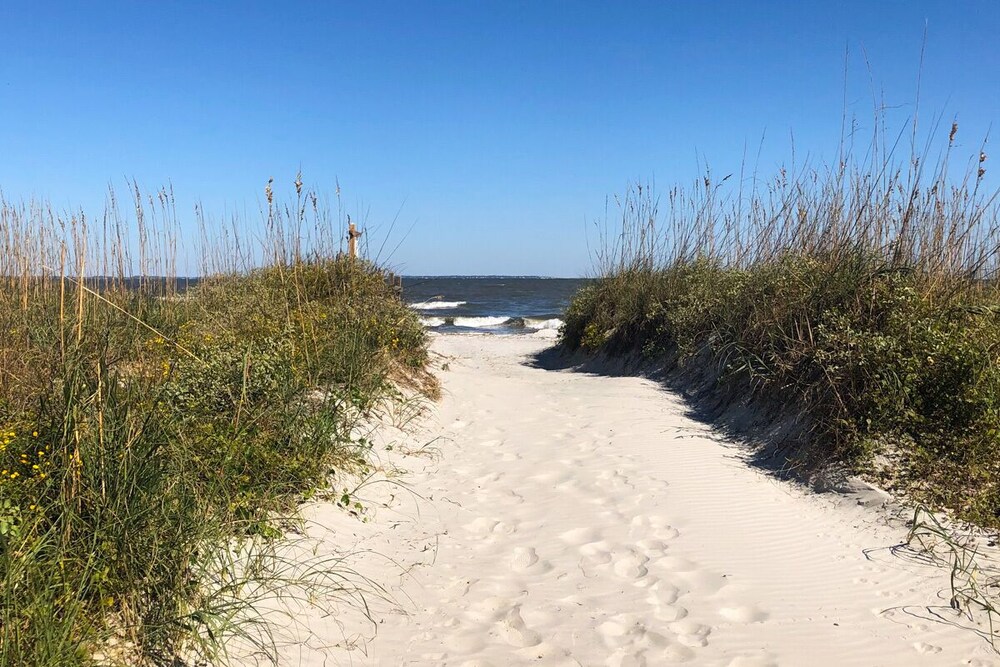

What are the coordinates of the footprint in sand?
(474, 471, 503, 485)
(497, 605, 541, 648)
(678, 569, 729, 595)
(600, 615, 674, 657)
(598, 617, 633, 641)
(597, 469, 635, 490)
(718, 605, 769, 623)
(670, 619, 712, 648)
(510, 546, 552, 574)
(612, 550, 650, 580)
(630, 515, 681, 540)
(510, 546, 539, 570)
(622, 492, 657, 509)
(653, 604, 688, 622)
(443, 577, 479, 601)
(660, 643, 696, 662)
(493, 520, 518, 534)
(463, 517, 518, 536)
(463, 517, 499, 535)
(645, 581, 681, 606)
(913, 642, 942, 655)
(580, 540, 614, 565)
(487, 489, 525, 507)
(466, 596, 514, 623)
(439, 616, 460, 628)
(636, 538, 670, 557)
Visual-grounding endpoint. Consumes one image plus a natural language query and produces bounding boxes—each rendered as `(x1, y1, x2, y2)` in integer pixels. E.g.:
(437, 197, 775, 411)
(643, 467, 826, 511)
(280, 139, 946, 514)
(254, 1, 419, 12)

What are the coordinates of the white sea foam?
(420, 315, 564, 331)
(525, 318, 563, 330)
(452, 316, 509, 328)
(409, 300, 467, 310)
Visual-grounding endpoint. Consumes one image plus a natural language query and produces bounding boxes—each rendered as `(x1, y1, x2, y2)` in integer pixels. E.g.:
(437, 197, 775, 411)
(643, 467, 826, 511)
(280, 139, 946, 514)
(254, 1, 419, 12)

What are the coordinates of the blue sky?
(1, 1, 998, 276)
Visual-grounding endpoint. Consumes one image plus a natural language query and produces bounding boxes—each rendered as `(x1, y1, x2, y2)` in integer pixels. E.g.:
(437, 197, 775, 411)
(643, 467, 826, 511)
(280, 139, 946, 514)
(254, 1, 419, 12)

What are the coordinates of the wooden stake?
(347, 219, 362, 259)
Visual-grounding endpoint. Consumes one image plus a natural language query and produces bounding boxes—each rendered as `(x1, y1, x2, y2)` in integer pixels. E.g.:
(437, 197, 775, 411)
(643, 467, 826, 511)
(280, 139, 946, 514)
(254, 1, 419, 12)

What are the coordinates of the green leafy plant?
(0, 180, 435, 665)
(562, 116, 1000, 525)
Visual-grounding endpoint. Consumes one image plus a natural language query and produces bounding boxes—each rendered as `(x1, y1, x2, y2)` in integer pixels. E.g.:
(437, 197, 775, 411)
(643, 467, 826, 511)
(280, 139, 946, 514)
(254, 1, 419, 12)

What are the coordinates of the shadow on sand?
(527, 342, 1000, 648)
(526, 342, 870, 498)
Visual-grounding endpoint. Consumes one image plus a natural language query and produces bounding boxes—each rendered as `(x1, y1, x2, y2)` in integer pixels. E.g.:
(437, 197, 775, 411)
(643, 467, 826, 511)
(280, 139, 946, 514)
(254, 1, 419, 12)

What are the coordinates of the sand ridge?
(252, 333, 1000, 666)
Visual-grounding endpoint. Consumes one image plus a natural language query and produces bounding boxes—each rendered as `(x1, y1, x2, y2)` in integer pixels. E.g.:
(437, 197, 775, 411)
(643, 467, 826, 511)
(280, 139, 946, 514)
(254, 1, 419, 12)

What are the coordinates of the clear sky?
(1, 1, 998, 276)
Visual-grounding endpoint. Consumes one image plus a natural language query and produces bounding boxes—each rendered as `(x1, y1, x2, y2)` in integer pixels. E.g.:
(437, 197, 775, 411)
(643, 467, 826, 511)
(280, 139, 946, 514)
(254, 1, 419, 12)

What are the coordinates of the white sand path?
(263, 333, 1000, 666)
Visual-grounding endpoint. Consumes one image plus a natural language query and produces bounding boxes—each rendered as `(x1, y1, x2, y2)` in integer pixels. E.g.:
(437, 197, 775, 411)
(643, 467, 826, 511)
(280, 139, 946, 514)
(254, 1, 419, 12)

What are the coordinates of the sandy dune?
(258, 333, 1000, 666)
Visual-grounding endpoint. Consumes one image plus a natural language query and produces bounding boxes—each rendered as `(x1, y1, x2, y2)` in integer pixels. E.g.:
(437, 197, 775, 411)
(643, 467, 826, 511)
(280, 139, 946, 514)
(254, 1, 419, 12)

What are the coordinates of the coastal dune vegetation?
(561, 119, 1000, 526)
(0, 181, 430, 665)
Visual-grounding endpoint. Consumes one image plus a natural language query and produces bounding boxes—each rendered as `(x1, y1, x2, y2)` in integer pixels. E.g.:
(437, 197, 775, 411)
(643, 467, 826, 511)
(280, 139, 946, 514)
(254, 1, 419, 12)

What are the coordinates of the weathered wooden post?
(347, 218, 362, 259)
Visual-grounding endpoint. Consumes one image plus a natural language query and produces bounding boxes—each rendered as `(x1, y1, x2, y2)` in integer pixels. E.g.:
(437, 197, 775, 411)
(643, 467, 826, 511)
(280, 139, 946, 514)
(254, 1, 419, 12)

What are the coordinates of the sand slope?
(260, 334, 1000, 666)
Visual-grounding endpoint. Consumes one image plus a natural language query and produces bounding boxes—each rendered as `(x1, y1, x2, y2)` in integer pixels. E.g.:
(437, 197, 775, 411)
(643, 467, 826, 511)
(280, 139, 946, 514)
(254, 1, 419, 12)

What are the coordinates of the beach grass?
(561, 118, 1000, 527)
(0, 182, 431, 665)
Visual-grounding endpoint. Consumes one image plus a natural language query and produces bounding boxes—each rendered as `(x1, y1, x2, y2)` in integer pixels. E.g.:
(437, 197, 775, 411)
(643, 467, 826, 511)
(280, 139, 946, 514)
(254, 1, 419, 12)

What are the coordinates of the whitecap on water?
(409, 300, 467, 310)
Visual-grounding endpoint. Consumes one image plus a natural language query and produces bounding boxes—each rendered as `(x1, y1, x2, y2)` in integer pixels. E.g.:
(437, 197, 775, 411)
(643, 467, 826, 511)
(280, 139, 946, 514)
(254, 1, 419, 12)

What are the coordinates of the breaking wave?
(419, 316, 563, 332)
(409, 300, 467, 310)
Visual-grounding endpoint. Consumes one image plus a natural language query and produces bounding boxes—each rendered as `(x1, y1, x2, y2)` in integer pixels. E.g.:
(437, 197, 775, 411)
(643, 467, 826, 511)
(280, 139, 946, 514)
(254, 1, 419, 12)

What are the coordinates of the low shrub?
(0, 187, 431, 665)
(563, 127, 1000, 525)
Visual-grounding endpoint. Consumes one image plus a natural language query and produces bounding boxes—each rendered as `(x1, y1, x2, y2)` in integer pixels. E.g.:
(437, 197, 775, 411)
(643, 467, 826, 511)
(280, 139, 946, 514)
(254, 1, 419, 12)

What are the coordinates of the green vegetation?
(0, 184, 432, 665)
(562, 123, 1000, 526)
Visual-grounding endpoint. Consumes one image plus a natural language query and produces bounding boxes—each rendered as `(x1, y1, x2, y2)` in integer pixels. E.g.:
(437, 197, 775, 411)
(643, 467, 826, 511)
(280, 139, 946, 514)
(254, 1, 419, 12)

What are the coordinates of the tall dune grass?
(562, 120, 1000, 525)
(0, 180, 431, 665)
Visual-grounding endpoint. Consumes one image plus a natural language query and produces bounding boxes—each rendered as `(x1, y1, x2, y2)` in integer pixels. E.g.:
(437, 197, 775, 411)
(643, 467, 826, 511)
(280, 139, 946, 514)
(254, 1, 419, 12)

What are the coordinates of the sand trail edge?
(242, 333, 1000, 667)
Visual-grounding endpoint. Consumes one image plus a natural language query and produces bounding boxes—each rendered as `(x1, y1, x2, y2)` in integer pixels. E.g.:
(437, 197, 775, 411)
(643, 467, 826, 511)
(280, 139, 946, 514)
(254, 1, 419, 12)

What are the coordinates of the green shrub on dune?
(0, 190, 431, 665)
(563, 133, 1000, 526)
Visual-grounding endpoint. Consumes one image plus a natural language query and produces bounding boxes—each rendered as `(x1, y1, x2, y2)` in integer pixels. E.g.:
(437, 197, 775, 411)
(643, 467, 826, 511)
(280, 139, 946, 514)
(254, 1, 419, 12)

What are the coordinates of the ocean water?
(403, 276, 590, 334)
